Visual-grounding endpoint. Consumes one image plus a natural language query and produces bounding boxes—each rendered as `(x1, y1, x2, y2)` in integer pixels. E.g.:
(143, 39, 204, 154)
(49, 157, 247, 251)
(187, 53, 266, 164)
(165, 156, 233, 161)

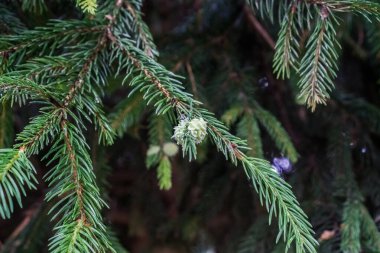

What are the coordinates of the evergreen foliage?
(252, 0, 380, 110)
(0, 0, 380, 252)
(0, 148, 37, 219)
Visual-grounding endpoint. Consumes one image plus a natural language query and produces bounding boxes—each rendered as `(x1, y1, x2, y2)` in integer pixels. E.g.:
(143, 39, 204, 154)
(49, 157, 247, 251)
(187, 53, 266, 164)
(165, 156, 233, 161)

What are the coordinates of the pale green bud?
(163, 142, 179, 157)
(173, 118, 189, 145)
(147, 145, 160, 156)
(188, 118, 207, 144)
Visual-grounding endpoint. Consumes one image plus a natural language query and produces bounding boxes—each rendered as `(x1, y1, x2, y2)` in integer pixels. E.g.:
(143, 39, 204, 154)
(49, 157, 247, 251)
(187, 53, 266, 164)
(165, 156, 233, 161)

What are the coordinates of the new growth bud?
(172, 117, 208, 146)
(188, 118, 207, 144)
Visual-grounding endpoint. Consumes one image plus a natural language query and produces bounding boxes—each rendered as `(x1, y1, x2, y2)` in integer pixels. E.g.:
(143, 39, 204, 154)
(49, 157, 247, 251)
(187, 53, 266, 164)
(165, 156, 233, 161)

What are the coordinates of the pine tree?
(1, 0, 380, 253)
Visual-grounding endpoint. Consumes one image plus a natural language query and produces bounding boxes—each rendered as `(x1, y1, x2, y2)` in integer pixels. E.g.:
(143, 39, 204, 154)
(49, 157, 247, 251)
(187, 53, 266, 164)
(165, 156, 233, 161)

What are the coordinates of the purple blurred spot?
(272, 157, 292, 175)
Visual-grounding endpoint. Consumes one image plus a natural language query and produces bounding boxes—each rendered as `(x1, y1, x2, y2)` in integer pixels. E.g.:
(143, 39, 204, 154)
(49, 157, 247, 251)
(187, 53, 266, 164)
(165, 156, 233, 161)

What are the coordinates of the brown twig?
(243, 5, 275, 50)
(61, 119, 88, 225)
(185, 61, 198, 99)
(7, 203, 42, 241)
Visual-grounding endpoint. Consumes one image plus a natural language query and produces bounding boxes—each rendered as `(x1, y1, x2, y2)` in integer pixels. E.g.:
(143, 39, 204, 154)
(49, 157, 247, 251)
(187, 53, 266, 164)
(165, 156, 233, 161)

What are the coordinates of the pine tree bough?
(2, 0, 380, 252)
(0, 1, 318, 251)
(0, 148, 37, 219)
(109, 26, 318, 252)
(250, 0, 380, 111)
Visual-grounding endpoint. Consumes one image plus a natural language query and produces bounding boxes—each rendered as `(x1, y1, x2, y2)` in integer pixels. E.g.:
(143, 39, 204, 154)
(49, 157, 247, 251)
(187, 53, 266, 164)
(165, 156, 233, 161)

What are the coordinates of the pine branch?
(328, 124, 380, 252)
(157, 155, 172, 190)
(0, 148, 37, 219)
(341, 200, 361, 253)
(241, 156, 317, 253)
(44, 118, 113, 253)
(273, 2, 300, 79)
(146, 114, 177, 189)
(76, 0, 97, 14)
(0, 20, 104, 70)
(0, 76, 57, 106)
(325, 0, 380, 19)
(14, 108, 61, 156)
(20, 56, 72, 85)
(122, 0, 158, 58)
(62, 30, 110, 107)
(298, 8, 340, 111)
(360, 204, 380, 252)
(111, 32, 318, 253)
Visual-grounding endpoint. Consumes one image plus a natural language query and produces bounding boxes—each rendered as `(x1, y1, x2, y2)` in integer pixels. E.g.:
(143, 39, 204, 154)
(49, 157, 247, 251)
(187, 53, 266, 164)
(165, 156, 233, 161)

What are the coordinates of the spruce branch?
(146, 114, 176, 189)
(0, 20, 104, 75)
(111, 33, 318, 253)
(298, 8, 340, 111)
(0, 76, 58, 106)
(0, 10, 118, 250)
(0, 148, 37, 219)
(246, 0, 380, 112)
(55, 20, 116, 145)
(273, 2, 300, 79)
(329, 124, 380, 252)
(62, 28, 109, 107)
(76, 0, 98, 14)
(45, 118, 113, 253)
(122, 0, 158, 58)
(157, 155, 172, 190)
(21, 56, 72, 85)
(15, 108, 61, 156)
(360, 205, 380, 252)
(341, 200, 361, 253)
(240, 155, 317, 253)
(324, 0, 380, 18)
